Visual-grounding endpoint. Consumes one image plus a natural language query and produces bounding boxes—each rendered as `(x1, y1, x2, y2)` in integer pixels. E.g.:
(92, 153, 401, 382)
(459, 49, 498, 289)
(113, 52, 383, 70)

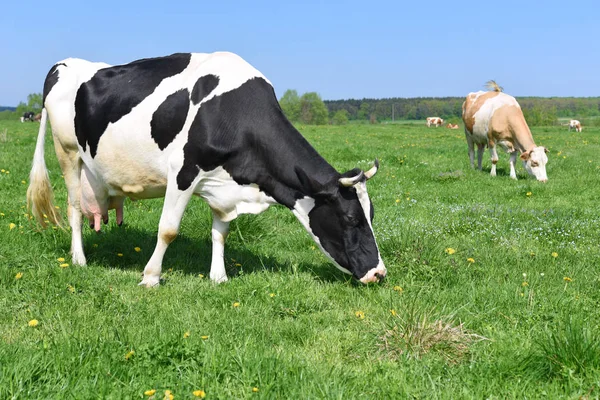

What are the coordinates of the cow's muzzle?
(359, 266, 387, 284)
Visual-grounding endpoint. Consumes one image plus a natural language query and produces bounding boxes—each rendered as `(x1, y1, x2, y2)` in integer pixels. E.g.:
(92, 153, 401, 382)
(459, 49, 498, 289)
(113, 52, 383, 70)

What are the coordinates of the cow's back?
(463, 91, 519, 142)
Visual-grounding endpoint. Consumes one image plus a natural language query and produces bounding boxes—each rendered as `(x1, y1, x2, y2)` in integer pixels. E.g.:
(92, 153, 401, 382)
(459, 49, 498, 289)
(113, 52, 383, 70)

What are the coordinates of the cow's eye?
(531, 161, 539, 167)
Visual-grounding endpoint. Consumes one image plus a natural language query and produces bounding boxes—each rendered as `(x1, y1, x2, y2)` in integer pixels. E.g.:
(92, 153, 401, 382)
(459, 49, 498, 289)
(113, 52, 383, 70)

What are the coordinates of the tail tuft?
(26, 108, 63, 228)
(485, 80, 503, 92)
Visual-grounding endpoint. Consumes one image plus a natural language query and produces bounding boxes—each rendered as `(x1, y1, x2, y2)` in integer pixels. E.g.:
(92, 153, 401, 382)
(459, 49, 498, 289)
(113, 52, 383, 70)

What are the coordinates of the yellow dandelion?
(193, 390, 206, 398)
(522, 282, 529, 287)
(117, 253, 123, 257)
(395, 199, 400, 203)
(4, 170, 8, 174)
(520, 293, 524, 297)
(55, 205, 60, 209)
(201, 335, 209, 340)
(530, 252, 535, 256)
(134, 247, 141, 252)
(15, 272, 23, 280)
(164, 390, 174, 400)
(551, 252, 558, 258)
(21, 180, 26, 184)
(124, 350, 135, 360)
(269, 293, 275, 298)
(445, 248, 456, 255)
(57, 257, 65, 262)
(526, 192, 532, 197)
(563, 276, 572, 282)
(355, 310, 365, 320)
(233, 302, 240, 307)
(0, 212, 4, 216)
(67, 285, 75, 293)
(252, 387, 259, 393)
(28, 319, 39, 327)
(0, 169, 4, 172)
(198, 273, 205, 279)
(60, 263, 69, 268)
(235, 263, 242, 267)
(183, 331, 191, 338)
(9, 223, 16, 230)
(144, 389, 156, 396)
(467, 258, 475, 263)
(390, 309, 397, 316)
(393, 285, 403, 293)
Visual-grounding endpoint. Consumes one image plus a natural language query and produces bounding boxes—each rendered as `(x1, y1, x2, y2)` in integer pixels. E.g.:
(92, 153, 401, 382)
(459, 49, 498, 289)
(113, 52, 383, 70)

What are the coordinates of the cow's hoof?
(210, 274, 228, 284)
(139, 276, 160, 287)
(72, 253, 87, 266)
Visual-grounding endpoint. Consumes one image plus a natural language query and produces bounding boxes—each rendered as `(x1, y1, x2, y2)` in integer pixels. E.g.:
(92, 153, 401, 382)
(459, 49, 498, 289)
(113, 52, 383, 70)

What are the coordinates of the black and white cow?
(28, 52, 386, 286)
(21, 111, 35, 122)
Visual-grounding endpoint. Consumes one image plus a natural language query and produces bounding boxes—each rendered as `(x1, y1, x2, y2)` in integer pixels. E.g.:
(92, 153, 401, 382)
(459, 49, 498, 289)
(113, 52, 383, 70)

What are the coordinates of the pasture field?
(1, 119, 600, 399)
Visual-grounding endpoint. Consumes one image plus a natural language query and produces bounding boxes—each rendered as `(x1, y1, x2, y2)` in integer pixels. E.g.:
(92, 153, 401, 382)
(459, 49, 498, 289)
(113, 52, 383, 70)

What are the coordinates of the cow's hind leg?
(54, 145, 86, 265)
(476, 143, 485, 170)
(210, 212, 230, 283)
(465, 131, 475, 168)
(140, 176, 195, 287)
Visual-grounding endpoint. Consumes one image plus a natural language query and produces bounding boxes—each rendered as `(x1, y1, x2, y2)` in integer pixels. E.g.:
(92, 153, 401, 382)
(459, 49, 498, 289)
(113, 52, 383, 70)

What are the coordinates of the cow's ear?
(295, 167, 337, 199)
(520, 151, 531, 161)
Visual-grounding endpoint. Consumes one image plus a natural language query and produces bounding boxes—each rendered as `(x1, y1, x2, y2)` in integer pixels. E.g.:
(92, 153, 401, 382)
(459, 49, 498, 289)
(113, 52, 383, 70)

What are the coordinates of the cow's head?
(294, 160, 386, 283)
(521, 146, 548, 182)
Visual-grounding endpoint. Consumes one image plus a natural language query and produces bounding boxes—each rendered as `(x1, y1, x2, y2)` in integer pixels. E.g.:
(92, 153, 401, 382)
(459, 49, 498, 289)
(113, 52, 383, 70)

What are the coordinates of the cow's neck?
(510, 116, 536, 152)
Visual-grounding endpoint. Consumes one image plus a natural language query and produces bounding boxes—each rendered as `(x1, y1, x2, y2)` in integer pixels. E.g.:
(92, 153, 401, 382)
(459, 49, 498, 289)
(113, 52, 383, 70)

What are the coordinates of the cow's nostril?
(374, 272, 385, 283)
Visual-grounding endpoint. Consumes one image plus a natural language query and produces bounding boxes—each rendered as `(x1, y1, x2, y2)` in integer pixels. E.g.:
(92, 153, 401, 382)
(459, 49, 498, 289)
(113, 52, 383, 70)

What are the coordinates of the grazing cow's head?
(295, 161, 386, 283)
(521, 146, 549, 182)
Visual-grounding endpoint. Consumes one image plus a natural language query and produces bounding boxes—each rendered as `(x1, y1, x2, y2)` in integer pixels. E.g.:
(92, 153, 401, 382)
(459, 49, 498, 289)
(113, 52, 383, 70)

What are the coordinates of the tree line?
(322, 96, 600, 126)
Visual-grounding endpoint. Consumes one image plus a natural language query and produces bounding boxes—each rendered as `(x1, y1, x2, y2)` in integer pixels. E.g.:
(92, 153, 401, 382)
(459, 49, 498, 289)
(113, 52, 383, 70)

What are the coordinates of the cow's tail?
(485, 80, 503, 92)
(27, 108, 62, 228)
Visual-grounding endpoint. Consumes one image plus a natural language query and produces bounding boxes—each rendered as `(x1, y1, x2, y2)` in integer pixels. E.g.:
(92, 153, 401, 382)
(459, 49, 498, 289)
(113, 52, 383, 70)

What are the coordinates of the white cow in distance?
(426, 117, 443, 127)
(568, 120, 582, 132)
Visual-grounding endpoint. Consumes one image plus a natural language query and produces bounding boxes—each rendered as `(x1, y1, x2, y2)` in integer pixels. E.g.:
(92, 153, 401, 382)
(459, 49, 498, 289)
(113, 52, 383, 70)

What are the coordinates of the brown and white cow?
(462, 81, 548, 182)
(568, 119, 582, 132)
(426, 117, 444, 127)
(446, 123, 459, 129)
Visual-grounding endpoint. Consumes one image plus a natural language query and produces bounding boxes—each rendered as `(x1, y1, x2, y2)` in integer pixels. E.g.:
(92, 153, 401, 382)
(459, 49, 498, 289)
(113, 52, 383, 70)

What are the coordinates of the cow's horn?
(365, 159, 379, 180)
(339, 171, 364, 187)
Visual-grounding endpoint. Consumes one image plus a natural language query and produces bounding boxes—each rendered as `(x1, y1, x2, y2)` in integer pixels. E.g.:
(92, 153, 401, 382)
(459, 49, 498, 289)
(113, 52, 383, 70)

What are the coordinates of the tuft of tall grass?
(521, 317, 600, 381)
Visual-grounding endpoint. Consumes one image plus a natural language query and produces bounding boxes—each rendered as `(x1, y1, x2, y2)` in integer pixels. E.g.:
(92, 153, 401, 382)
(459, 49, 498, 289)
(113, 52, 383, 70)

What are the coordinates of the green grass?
(1, 120, 600, 398)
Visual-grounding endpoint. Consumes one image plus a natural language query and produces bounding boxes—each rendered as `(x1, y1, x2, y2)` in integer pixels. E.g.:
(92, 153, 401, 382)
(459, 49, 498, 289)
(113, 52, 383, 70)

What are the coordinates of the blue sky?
(1, 0, 597, 106)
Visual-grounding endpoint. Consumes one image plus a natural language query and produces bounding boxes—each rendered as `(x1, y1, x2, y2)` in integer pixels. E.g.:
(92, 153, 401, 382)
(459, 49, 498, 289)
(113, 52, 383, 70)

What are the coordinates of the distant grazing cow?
(446, 123, 459, 129)
(462, 80, 548, 182)
(34, 113, 42, 122)
(568, 119, 582, 132)
(426, 117, 444, 127)
(21, 111, 35, 122)
(28, 52, 386, 286)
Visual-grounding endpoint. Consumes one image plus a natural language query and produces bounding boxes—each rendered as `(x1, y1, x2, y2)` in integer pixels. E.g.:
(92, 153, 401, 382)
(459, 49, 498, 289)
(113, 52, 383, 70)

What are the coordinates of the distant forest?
(323, 97, 600, 126)
(0, 106, 16, 112)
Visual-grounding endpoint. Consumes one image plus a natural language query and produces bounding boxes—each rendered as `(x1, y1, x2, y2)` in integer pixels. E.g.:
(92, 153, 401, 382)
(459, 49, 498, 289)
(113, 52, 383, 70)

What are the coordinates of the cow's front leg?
(509, 151, 518, 180)
(140, 179, 194, 287)
(489, 145, 499, 177)
(210, 212, 230, 283)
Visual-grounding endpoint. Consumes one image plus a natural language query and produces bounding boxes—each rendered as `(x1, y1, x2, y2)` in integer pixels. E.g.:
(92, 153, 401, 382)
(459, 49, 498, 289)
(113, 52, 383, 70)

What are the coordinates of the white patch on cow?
(195, 167, 277, 221)
(292, 196, 352, 276)
(355, 182, 386, 276)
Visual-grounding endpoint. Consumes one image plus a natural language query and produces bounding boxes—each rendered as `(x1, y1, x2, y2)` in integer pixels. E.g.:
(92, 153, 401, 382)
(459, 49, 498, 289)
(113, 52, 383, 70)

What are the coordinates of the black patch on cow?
(150, 89, 190, 150)
(191, 74, 219, 105)
(177, 77, 337, 207)
(74, 53, 192, 157)
(43, 62, 66, 104)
